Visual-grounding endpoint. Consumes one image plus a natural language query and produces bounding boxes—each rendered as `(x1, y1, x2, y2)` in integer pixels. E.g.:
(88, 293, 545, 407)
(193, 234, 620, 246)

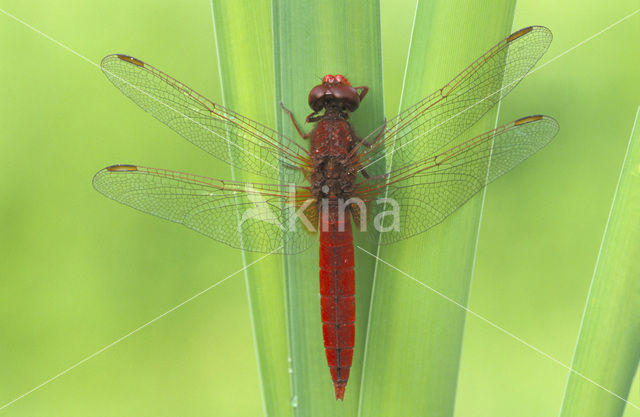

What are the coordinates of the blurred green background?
(0, 0, 638, 416)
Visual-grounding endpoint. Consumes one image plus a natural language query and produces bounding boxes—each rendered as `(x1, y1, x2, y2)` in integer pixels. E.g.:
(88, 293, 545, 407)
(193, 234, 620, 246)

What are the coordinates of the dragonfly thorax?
(310, 156, 356, 201)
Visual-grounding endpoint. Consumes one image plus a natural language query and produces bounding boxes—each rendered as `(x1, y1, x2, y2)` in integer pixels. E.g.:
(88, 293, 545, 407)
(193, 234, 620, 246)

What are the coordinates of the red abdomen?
(319, 204, 355, 400)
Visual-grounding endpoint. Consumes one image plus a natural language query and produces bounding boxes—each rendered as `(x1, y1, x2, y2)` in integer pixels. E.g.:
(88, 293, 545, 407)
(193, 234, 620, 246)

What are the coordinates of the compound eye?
(323, 74, 335, 84)
(308, 85, 327, 111)
(330, 84, 360, 111)
(334, 74, 352, 86)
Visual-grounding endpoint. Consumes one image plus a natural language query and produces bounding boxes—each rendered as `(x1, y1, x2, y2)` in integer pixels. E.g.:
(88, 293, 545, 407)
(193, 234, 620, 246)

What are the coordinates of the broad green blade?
(559, 107, 640, 417)
(211, 2, 292, 416)
(359, 2, 516, 416)
(273, 1, 384, 415)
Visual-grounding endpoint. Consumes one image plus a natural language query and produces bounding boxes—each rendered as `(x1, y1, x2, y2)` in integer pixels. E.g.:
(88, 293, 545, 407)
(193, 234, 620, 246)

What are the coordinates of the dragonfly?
(93, 26, 559, 400)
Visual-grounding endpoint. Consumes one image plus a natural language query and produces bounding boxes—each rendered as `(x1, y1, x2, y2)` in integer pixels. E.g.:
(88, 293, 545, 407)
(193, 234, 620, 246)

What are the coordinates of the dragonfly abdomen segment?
(319, 205, 355, 400)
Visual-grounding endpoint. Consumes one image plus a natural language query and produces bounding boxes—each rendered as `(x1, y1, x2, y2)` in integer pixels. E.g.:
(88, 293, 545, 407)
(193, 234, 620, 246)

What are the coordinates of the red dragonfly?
(94, 26, 558, 400)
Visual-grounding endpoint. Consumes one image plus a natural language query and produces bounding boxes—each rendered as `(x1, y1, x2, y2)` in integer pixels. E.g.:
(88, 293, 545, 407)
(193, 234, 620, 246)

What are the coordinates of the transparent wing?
(354, 26, 552, 176)
(101, 55, 310, 183)
(93, 165, 317, 254)
(355, 115, 559, 244)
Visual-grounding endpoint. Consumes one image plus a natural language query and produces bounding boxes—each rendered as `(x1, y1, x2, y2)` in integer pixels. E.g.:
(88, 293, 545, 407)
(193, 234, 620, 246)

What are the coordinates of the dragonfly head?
(308, 74, 362, 115)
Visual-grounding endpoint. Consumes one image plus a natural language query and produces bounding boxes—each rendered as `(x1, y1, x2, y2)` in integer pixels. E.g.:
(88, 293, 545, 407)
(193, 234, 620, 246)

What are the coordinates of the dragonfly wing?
(93, 165, 316, 254)
(356, 115, 559, 244)
(356, 26, 552, 176)
(101, 55, 310, 183)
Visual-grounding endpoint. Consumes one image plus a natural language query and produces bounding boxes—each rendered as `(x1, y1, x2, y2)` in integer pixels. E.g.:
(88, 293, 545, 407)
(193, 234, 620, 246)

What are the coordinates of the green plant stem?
(211, 2, 292, 416)
(272, 1, 384, 415)
(559, 106, 640, 417)
(358, 2, 516, 416)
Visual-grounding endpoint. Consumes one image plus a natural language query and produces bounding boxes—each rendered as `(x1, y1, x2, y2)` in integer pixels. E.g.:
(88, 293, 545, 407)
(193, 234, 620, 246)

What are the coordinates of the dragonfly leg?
(280, 102, 310, 139)
(353, 117, 386, 154)
(368, 117, 387, 146)
(282, 162, 305, 171)
(306, 111, 322, 123)
(364, 172, 389, 181)
(354, 86, 369, 101)
(282, 162, 312, 182)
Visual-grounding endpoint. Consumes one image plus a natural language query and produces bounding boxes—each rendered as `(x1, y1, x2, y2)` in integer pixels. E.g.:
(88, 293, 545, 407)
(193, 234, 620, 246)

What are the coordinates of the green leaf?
(211, 2, 292, 416)
(559, 107, 640, 417)
(358, 2, 516, 416)
(273, 0, 384, 415)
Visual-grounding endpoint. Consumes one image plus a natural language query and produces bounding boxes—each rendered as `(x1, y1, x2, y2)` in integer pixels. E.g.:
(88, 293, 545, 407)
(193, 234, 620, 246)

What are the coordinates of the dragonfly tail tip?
(334, 382, 346, 400)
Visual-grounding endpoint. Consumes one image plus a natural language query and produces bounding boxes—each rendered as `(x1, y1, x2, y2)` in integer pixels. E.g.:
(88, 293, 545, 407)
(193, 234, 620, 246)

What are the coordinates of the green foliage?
(358, 2, 516, 416)
(211, 2, 291, 416)
(0, 0, 638, 416)
(273, 1, 384, 415)
(559, 108, 640, 417)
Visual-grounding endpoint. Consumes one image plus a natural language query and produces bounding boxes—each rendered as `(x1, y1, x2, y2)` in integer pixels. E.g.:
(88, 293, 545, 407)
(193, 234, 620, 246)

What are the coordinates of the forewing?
(356, 116, 559, 244)
(355, 26, 552, 176)
(101, 55, 310, 183)
(93, 165, 316, 254)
